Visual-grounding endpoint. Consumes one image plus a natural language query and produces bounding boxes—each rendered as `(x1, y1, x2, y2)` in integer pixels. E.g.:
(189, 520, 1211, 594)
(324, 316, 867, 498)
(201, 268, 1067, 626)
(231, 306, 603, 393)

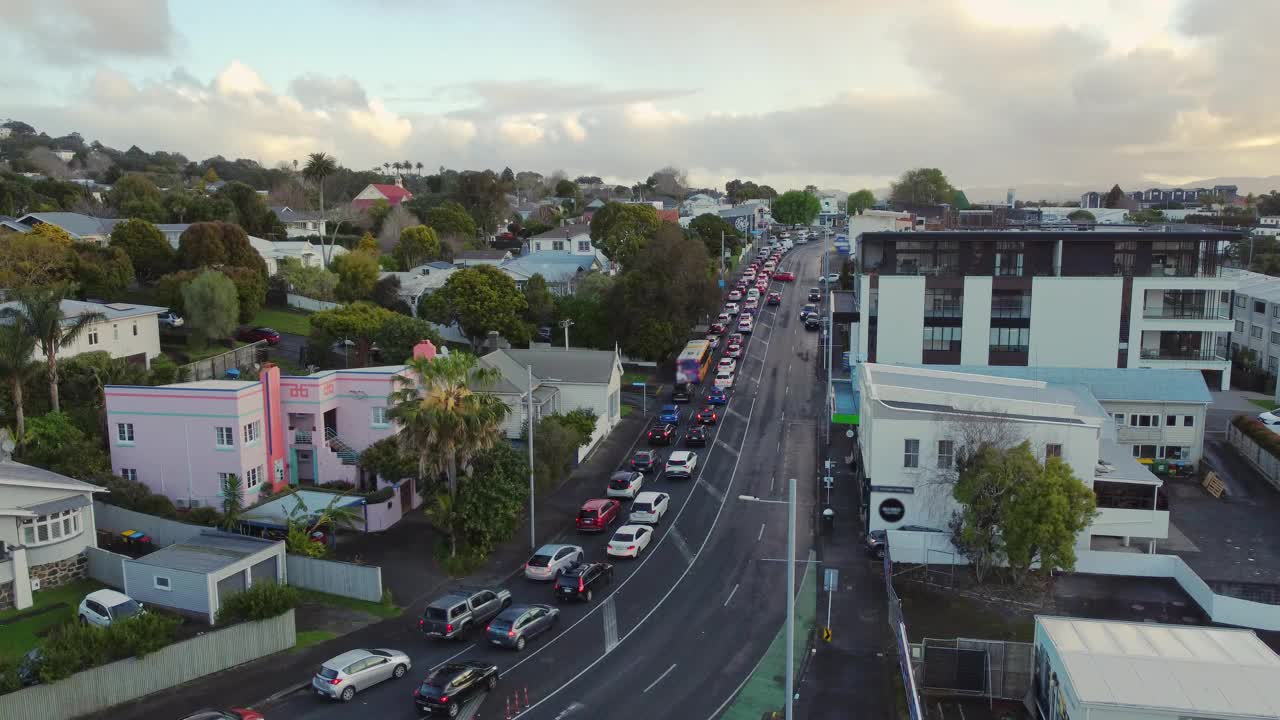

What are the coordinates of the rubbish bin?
(1153, 460, 1169, 475)
(821, 507, 835, 535)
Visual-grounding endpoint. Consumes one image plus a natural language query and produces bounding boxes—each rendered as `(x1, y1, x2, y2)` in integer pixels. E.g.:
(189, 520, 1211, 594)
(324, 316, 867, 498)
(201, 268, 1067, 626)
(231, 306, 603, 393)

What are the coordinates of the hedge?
(1232, 414, 1280, 460)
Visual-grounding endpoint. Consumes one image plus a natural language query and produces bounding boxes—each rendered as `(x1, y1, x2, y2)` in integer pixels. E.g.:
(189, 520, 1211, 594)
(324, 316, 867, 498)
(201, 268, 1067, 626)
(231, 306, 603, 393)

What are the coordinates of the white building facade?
(1, 299, 164, 369)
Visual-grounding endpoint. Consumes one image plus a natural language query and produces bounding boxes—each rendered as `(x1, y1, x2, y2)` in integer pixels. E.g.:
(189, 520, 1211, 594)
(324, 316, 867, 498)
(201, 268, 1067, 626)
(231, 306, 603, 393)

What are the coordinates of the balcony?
(1139, 349, 1227, 362)
(1141, 307, 1228, 320)
(294, 431, 313, 445)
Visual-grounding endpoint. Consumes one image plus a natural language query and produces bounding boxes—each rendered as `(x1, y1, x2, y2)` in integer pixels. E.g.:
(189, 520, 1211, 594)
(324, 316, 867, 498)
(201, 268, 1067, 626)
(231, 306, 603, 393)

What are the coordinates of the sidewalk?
(97, 411, 651, 720)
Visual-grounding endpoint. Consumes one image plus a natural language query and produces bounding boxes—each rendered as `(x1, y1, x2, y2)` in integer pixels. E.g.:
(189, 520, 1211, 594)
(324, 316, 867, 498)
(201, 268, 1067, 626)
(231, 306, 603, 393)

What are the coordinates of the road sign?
(718, 279, 725, 288)
(824, 568, 839, 592)
(822, 627, 833, 642)
(630, 382, 646, 388)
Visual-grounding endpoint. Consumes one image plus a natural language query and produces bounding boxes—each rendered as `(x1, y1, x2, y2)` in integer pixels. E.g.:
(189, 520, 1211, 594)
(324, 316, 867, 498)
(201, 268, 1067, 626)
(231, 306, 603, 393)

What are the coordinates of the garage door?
(216, 571, 246, 607)
(250, 556, 278, 586)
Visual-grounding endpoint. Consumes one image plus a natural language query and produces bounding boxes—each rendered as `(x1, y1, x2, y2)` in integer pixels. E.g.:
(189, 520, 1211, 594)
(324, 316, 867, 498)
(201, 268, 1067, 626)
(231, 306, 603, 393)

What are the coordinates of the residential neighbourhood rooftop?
(529, 223, 590, 239)
(0, 298, 167, 325)
(126, 532, 281, 573)
(499, 347, 621, 385)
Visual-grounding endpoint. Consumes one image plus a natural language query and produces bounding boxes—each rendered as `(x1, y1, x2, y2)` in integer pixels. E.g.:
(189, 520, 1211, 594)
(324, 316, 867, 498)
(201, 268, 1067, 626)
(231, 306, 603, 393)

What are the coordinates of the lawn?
(0, 579, 105, 661)
(252, 307, 312, 336)
(621, 371, 650, 386)
(296, 588, 401, 619)
(620, 405, 634, 417)
(295, 630, 338, 650)
(1250, 398, 1276, 411)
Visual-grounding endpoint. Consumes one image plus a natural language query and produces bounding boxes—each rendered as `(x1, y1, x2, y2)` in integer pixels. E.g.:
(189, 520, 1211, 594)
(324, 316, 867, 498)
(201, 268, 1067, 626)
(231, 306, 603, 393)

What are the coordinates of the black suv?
(647, 423, 676, 446)
(808, 288, 821, 302)
(671, 382, 693, 403)
(554, 562, 614, 602)
(804, 315, 821, 331)
(684, 425, 707, 447)
(414, 660, 499, 717)
(629, 449, 660, 473)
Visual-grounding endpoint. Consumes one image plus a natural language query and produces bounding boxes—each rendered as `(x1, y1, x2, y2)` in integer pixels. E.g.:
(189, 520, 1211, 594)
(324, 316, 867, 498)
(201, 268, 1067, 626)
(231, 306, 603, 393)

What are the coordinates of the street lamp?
(739, 477, 799, 720)
(559, 318, 574, 350)
(526, 365, 563, 550)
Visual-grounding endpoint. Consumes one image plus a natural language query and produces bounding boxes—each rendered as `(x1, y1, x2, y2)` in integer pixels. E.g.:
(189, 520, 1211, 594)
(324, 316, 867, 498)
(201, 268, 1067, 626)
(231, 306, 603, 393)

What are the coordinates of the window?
(245, 465, 263, 488)
(216, 426, 234, 447)
(1252, 326, 1264, 339)
(1222, 291, 1231, 303)
(1131, 444, 1158, 459)
(552, 240, 565, 251)
(1045, 444, 1062, 460)
(1114, 413, 1124, 429)
(923, 326, 961, 351)
(116, 422, 134, 443)
(1271, 356, 1279, 374)
(1236, 295, 1247, 308)
(903, 439, 920, 468)
(1183, 415, 1194, 427)
(88, 328, 99, 346)
(577, 240, 591, 253)
(120, 468, 138, 482)
(1235, 320, 1245, 333)
(112, 324, 118, 340)
(1166, 415, 1176, 427)
(1272, 331, 1280, 345)
(1256, 300, 1267, 314)
(924, 289, 963, 318)
(243, 420, 261, 445)
(20, 509, 84, 547)
(217, 472, 236, 493)
(371, 407, 389, 426)
(154, 575, 172, 591)
(937, 440, 954, 469)
(1132, 414, 1159, 427)
(991, 289, 1031, 318)
(989, 327, 1030, 353)
(132, 323, 138, 336)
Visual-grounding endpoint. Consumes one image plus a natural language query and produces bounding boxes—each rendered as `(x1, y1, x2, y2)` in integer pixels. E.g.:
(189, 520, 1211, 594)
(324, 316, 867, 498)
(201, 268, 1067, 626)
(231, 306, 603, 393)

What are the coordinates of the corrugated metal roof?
(502, 348, 619, 385)
(925, 366, 1212, 404)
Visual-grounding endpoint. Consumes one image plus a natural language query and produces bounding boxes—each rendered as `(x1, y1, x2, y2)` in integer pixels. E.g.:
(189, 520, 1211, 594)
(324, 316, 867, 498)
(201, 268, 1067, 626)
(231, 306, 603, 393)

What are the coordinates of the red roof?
(352, 183, 414, 209)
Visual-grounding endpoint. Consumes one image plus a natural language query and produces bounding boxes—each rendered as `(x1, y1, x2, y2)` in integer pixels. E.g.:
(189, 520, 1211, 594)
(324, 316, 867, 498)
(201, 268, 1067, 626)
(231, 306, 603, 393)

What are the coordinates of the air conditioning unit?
(30, 578, 40, 592)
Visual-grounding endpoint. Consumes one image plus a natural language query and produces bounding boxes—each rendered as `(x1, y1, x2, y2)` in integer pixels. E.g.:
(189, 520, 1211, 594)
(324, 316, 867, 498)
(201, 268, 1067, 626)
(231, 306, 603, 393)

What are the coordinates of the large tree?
(0, 324, 38, 444)
(181, 270, 240, 347)
(423, 265, 529, 346)
(889, 168, 954, 205)
(771, 190, 822, 225)
(393, 225, 442, 270)
(303, 153, 339, 262)
(847, 189, 876, 215)
(176, 221, 269, 278)
(72, 244, 134, 299)
(588, 202, 661, 266)
(388, 352, 510, 557)
(451, 169, 508, 234)
(1103, 184, 1127, 209)
(687, 213, 742, 262)
(109, 218, 175, 282)
(310, 302, 396, 366)
(522, 273, 555, 328)
(0, 283, 105, 413)
(609, 223, 718, 360)
(221, 181, 285, 238)
(1001, 450, 1097, 581)
(422, 199, 478, 242)
(0, 227, 76, 288)
(332, 249, 380, 302)
(107, 174, 166, 222)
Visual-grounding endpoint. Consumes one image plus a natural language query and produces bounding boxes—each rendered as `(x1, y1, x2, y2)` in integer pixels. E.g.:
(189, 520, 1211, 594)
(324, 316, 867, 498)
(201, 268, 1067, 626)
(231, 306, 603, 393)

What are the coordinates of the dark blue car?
(706, 387, 728, 405)
(659, 404, 682, 424)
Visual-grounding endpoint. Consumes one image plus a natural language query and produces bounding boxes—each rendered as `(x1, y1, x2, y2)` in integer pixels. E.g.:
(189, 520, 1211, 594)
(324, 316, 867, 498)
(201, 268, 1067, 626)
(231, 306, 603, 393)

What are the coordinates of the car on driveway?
(78, 589, 144, 628)
(629, 491, 670, 525)
(312, 648, 411, 702)
(554, 562, 614, 602)
(413, 660, 499, 717)
(576, 498, 622, 532)
(486, 604, 560, 651)
(659, 404, 682, 424)
(606, 470, 644, 500)
(630, 449, 660, 473)
(524, 544, 584, 581)
(607, 525, 655, 559)
(695, 406, 719, 425)
(236, 326, 281, 345)
(665, 450, 698, 479)
(706, 386, 728, 405)
(158, 309, 184, 328)
(684, 425, 707, 447)
(420, 588, 511, 640)
(647, 422, 677, 445)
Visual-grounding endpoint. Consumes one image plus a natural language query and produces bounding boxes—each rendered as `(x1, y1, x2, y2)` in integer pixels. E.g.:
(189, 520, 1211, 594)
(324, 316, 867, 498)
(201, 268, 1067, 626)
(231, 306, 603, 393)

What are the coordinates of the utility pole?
(786, 477, 797, 720)
(721, 230, 726, 278)
(527, 364, 536, 551)
(560, 318, 574, 350)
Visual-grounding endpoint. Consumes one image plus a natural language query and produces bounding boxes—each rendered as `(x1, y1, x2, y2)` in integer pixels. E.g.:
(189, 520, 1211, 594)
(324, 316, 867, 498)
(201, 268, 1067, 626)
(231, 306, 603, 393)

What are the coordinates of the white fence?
(0, 610, 295, 720)
(1227, 422, 1280, 491)
(286, 555, 383, 603)
(887, 530, 967, 566)
(84, 547, 128, 590)
(94, 502, 203, 547)
(287, 293, 340, 312)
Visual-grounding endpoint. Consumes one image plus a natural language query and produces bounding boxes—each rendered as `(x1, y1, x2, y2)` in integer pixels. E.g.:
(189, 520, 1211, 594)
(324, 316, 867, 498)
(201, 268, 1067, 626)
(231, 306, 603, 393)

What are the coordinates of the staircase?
(324, 427, 360, 465)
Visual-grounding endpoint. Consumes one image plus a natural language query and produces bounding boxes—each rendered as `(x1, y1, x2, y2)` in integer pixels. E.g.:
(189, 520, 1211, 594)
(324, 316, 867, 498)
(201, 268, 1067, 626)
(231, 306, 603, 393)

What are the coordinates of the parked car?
(536, 326, 553, 342)
(629, 491, 670, 525)
(647, 422, 677, 445)
(576, 498, 622, 532)
(606, 470, 644, 500)
(236, 326, 281, 345)
(179, 711, 264, 720)
(630, 449, 660, 473)
(607, 525, 655, 559)
(157, 309, 184, 328)
(671, 382, 693, 403)
(684, 425, 707, 447)
(695, 406, 719, 425)
(485, 604, 560, 651)
(554, 562, 614, 602)
(524, 544, 585, 581)
(665, 450, 698, 479)
(1258, 408, 1280, 425)
(419, 588, 512, 640)
(78, 589, 144, 628)
(706, 387, 728, 405)
(312, 648, 411, 702)
(413, 660, 499, 717)
(658, 404, 682, 424)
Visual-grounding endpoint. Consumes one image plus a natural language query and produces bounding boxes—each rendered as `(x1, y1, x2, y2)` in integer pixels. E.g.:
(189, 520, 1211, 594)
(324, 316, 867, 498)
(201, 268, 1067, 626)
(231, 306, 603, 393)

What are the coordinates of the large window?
(1256, 301, 1267, 314)
(1252, 326, 1264, 339)
(937, 440, 954, 469)
(20, 508, 83, 546)
(994, 241, 1024, 277)
(923, 326, 961, 351)
(989, 327, 1030, 352)
(88, 328, 99, 346)
(245, 465, 264, 489)
(903, 439, 920, 468)
(243, 420, 261, 445)
(924, 289, 963, 318)
(216, 426, 234, 447)
(1236, 320, 1246, 333)
(991, 289, 1031, 318)
(117, 422, 134, 443)
(120, 468, 138, 482)
(371, 407, 389, 426)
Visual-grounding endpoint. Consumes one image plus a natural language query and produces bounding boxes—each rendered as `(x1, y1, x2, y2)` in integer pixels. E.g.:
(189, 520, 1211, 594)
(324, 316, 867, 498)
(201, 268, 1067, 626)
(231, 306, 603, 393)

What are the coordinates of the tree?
(453, 443, 528, 553)
(1103, 184, 1126, 209)
(553, 178, 579, 198)
(175, 221, 269, 278)
(181, 270, 239, 347)
(220, 474, 245, 531)
(1127, 208, 1166, 223)
(0, 325, 38, 444)
(72, 244, 134, 299)
(221, 265, 267, 323)
(355, 231, 380, 255)
(687, 213, 742, 261)
(452, 170, 508, 234)
(303, 153, 339, 261)
(554, 272, 614, 350)
(109, 218, 174, 282)
(588, 202, 661, 266)
(310, 302, 397, 366)
(771, 190, 822, 225)
(394, 225, 442, 270)
(107, 174, 166, 222)
(221, 181, 285, 238)
(530, 415, 582, 491)
(422, 265, 529, 346)
(523, 273, 555, 327)
(277, 257, 337, 300)
(1001, 451, 1096, 581)
(0, 229, 76, 288)
(1067, 209, 1096, 224)
(372, 274, 408, 313)
(17, 411, 112, 481)
(1, 284, 105, 413)
(847, 189, 876, 215)
(332, 249, 380, 302)
(889, 168, 954, 205)
(374, 313, 443, 364)
(388, 352, 510, 557)
(423, 200, 478, 242)
(1257, 191, 1280, 217)
(609, 223, 717, 360)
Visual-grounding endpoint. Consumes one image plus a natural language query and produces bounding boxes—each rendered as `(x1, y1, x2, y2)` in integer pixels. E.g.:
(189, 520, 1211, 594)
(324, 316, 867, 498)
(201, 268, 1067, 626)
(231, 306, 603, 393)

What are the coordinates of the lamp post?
(738, 478, 799, 720)
(526, 366, 563, 551)
(559, 318, 574, 350)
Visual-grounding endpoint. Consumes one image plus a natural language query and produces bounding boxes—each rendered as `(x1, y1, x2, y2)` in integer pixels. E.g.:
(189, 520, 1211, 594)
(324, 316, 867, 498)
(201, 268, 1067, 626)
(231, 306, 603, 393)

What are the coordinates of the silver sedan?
(312, 648, 411, 702)
(524, 543, 585, 581)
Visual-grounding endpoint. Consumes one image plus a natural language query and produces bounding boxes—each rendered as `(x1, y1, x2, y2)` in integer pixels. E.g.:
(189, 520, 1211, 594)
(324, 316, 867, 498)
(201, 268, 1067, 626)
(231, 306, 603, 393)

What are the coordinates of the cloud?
(413, 80, 696, 117)
(1, 0, 176, 63)
(289, 73, 370, 110)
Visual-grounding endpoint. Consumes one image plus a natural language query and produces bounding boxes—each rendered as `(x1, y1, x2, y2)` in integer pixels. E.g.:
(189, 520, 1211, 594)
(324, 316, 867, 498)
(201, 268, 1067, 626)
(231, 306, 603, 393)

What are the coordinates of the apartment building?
(1223, 268, 1280, 374)
(856, 364, 1170, 558)
(855, 229, 1237, 389)
(1080, 185, 1238, 209)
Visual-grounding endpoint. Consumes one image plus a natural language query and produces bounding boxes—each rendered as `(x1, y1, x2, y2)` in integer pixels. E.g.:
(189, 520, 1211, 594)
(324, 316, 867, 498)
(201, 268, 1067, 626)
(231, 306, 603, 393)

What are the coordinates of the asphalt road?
(259, 239, 829, 719)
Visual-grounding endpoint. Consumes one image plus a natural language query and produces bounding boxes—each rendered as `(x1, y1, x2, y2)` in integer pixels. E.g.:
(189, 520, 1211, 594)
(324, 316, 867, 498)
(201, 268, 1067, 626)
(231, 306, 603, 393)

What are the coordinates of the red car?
(767, 292, 782, 305)
(576, 498, 622, 532)
(772, 271, 796, 282)
(236, 326, 281, 345)
(180, 710, 264, 720)
(695, 406, 719, 425)
(710, 322, 727, 334)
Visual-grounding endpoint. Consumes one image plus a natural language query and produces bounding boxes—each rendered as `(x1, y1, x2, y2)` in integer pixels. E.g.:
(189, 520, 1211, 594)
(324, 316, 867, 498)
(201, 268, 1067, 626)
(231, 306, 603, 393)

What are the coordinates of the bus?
(676, 339, 715, 384)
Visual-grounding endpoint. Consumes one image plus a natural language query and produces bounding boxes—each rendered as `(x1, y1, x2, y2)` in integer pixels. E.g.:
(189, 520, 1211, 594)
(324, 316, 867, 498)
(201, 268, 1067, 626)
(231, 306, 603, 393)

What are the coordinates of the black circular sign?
(878, 498, 905, 523)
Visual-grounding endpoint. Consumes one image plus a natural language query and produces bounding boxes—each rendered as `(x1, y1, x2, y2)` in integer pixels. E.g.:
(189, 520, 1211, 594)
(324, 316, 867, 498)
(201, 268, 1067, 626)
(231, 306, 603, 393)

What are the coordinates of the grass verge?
(252, 307, 313, 336)
(895, 578, 1035, 642)
(1250, 398, 1275, 410)
(621, 371, 650, 386)
(620, 405, 634, 417)
(0, 579, 106, 661)
(296, 589, 401, 619)
(295, 630, 339, 650)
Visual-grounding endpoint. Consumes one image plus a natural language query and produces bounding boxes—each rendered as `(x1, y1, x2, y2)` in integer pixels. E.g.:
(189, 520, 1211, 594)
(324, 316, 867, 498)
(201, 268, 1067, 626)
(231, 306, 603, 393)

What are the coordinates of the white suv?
(665, 451, 698, 479)
(78, 589, 144, 628)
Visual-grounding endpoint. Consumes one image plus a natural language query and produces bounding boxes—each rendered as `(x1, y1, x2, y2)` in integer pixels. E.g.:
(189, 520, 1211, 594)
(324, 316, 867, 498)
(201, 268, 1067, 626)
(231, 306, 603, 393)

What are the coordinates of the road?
(258, 239, 829, 719)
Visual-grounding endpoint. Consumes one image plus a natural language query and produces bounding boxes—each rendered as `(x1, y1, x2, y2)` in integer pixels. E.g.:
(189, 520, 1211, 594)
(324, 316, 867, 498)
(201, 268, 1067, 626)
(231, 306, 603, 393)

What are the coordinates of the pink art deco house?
(104, 343, 439, 529)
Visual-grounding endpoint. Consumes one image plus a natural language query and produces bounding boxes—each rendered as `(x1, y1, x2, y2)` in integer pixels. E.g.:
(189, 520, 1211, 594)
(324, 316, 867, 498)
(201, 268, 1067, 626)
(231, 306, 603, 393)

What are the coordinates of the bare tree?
(377, 205, 419, 254)
(321, 204, 361, 265)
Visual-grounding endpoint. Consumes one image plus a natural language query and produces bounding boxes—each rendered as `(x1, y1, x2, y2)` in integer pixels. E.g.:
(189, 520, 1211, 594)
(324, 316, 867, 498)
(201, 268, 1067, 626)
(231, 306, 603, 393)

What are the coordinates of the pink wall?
(260, 365, 287, 494)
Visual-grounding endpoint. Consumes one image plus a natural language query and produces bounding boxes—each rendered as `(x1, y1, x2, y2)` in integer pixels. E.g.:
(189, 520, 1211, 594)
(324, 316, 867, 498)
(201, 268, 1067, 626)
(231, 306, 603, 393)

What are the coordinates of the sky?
(2, 0, 1278, 198)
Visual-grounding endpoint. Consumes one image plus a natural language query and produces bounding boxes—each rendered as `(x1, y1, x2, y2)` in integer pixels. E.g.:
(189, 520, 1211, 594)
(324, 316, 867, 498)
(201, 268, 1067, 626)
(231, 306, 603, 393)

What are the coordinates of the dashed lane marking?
(715, 438, 740, 456)
(723, 583, 739, 607)
(643, 664, 678, 694)
(758, 523, 766, 541)
(700, 477, 726, 503)
(603, 596, 619, 653)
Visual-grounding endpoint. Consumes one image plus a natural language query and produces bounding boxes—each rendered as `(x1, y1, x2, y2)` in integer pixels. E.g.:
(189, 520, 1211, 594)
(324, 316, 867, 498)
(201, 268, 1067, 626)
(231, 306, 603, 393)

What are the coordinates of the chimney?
(487, 331, 501, 352)
(413, 340, 437, 361)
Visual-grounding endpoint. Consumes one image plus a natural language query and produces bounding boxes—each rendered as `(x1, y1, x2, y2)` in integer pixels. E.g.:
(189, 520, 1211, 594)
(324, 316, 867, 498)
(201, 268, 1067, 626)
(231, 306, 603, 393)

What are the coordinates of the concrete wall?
(960, 276, 993, 365)
(84, 547, 127, 589)
(1029, 277, 1121, 367)
(875, 276, 926, 363)
(124, 560, 209, 619)
(93, 502, 202, 547)
(1227, 422, 1280, 492)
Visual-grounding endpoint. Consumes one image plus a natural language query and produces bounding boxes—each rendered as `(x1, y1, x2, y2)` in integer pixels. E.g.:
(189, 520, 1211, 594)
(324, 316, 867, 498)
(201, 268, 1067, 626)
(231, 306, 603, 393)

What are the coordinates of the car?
(724, 303, 740, 316)
(727, 290, 742, 302)
(554, 561, 614, 602)
(536, 325, 553, 342)
(576, 498, 622, 532)
(866, 526, 944, 559)
(606, 470, 645, 499)
(808, 288, 821, 302)
(713, 369, 735, 388)
(78, 589, 144, 628)
(705, 334, 721, 350)
(665, 450, 699, 479)
(671, 383, 693, 403)
(420, 588, 512, 639)
(236, 326, 281, 345)
(684, 425, 708, 447)
(718, 357, 737, 373)
(725, 342, 743, 359)
(695, 406, 719, 425)
(312, 648, 412, 702)
(773, 271, 795, 282)
(767, 292, 782, 306)
(728, 332, 745, 345)
(1259, 408, 1280, 425)
(659, 404, 682, 424)
(738, 318, 753, 333)
(647, 422, 677, 445)
(744, 298, 759, 311)
(746, 288, 760, 300)
(716, 312, 732, 325)
(819, 273, 840, 284)
(524, 544, 585, 581)
(413, 660, 499, 717)
(763, 263, 776, 273)
(179, 711, 264, 720)
(607, 525, 655, 559)
(706, 386, 728, 405)
(158, 309, 184, 328)
(709, 322, 727, 335)
(804, 315, 821, 330)
(630, 449, 660, 473)
(486, 604, 560, 651)
(800, 303, 817, 319)
(629, 491, 670, 525)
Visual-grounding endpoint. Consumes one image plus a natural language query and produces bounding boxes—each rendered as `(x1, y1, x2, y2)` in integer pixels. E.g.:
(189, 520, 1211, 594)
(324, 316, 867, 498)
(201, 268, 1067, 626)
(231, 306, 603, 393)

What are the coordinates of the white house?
(247, 235, 345, 274)
(379, 262, 458, 316)
(1256, 217, 1280, 238)
(0, 299, 164, 369)
(269, 207, 327, 239)
(681, 193, 726, 217)
(499, 252, 605, 294)
(0, 450, 105, 610)
(527, 223, 596, 256)
(52, 150, 75, 163)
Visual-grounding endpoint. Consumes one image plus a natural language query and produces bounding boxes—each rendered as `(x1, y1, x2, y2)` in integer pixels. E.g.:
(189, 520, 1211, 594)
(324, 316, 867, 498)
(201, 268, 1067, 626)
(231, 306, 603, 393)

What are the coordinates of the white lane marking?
(757, 523, 766, 541)
(643, 663, 678, 694)
(758, 557, 824, 563)
(700, 478, 726, 504)
(555, 701, 587, 719)
(667, 525, 695, 563)
(603, 596, 619, 653)
(770, 474, 776, 492)
(723, 583, 739, 607)
(715, 438, 740, 456)
(430, 644, 476, 671)
(521, 395, 759, 715)
(726, 408, 749, 421)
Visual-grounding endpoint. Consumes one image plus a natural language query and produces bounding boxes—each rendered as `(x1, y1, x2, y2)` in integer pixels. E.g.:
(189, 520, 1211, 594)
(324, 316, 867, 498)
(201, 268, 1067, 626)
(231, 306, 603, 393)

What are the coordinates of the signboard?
(822, 627, 833, 642)
(878, 498, 906, 522)
(870, 485, 915, 495)
(824, 568, 839, 592)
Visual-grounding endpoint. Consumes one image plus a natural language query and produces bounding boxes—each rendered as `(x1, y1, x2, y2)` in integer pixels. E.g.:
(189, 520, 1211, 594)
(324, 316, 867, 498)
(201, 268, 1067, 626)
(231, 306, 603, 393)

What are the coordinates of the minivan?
(576, 499, 621, 532)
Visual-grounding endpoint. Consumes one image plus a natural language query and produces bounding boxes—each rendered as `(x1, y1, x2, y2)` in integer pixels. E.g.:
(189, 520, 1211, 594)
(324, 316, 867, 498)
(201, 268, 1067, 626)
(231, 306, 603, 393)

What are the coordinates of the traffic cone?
(524, 686, 530, 707)
(506, 695, 511, 719)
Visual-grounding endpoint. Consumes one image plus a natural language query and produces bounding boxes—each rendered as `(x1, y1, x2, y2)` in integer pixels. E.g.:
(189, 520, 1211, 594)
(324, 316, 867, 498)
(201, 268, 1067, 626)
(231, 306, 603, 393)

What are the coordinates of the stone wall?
(0, 581, 12, 611)
(29, 553, 87, 590)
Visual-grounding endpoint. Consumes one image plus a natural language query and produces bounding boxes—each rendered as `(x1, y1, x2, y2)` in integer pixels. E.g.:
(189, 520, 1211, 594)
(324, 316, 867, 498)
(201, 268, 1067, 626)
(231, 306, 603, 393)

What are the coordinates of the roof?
(1038, 616, 1280, 717)
(0, 299, 166, 328)
(370, 184, 413, 203)
(239, 490, 366, 528)
(863, 364, 1104, 425)
(270, 207, 323, 223)
(500, 347, 620, 385)
(16, 212, 111, 238)
(1230, 268, 1280, 305)
(156, 379, 258, 391)
(719, 205, 760, 218)
(0, 459, 105, 494)
(456, 249, 511, 261)
(923, 366, 1212, 404)
(862, 228, 1237, 241)
(127, 531, 281, 574)
(500, 252, 599, 282)
(530, 223, 590, 240)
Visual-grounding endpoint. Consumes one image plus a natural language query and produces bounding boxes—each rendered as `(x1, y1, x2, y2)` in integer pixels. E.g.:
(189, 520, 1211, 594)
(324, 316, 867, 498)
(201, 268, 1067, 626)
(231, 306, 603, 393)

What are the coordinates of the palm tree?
(220, 473, 245, 531)
(402, 160, 412, 177)
(383, 162, 391, 176)
(0, 325, 38, 444)
(391, 161, 402, 177)
(415, 162, 424, 176)
(0, 284, 104, 414)
(302, 152, 338, 262)
(389, 352, 510, 557)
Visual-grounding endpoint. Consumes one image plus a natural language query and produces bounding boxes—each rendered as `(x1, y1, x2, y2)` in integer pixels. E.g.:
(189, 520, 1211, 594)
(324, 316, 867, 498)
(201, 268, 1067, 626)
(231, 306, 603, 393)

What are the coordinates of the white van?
(781, 240, 794, 251)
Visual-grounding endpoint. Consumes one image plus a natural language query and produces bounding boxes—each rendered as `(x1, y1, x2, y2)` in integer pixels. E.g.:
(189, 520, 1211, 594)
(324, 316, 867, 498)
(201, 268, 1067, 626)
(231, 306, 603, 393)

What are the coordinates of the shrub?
(186, 506, 223, 526)
(215, 582, 300, 624)
(37, 613, 177, 683)
(318, 480, 355, 491)
(433, 540, 487, 577)
(0, 657, 20, 694)
(1233, 414, 1280, 459)
(366, 486, 395, 503)
(109, 612, 180, 657)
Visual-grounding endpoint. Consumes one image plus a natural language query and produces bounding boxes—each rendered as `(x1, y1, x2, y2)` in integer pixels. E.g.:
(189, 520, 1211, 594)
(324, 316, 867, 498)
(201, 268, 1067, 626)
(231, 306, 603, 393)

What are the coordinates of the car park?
(659, 404, 682, 424)
(606, 470, 644, 500)
(629, 491, 670, 525)
(576, 498, 622, 532)
(413, 660, 499, 717)
(485, 604, 559, 651)
(706, 386, 728, 405)
(647, 422, 677, 445)
(695, 406, 719, 425)
(312, 648, 411, 702)
(420, 588, 511, 640)
(684, 425, 707, 447)
(554, 562, 614, 602)
(714, 369, 735, 388)
(630, 449, 660, 473)
(524, 544, 585, 580)
(607, 525, 655, 558)
(664, 450, 698, 479)
(78, 589, 144, 628)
